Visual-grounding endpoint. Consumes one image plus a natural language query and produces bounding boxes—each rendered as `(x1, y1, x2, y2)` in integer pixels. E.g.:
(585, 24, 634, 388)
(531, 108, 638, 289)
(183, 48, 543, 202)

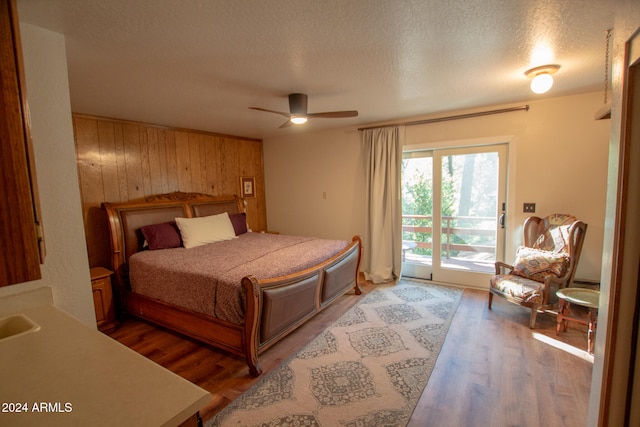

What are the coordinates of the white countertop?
(0, 305, 211, 426)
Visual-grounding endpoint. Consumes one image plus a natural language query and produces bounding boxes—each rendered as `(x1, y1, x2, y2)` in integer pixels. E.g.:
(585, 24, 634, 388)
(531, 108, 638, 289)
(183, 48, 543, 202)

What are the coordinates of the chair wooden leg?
(488, 292, 493, 309)
(529, 307, 538, 329)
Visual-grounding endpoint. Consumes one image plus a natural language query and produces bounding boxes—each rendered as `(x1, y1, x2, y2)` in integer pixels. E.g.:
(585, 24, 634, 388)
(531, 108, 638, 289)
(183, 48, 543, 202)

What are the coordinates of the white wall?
(263, 127, 367, 242)
(264, 92, 610, 283)
(0, 23, 95, 327)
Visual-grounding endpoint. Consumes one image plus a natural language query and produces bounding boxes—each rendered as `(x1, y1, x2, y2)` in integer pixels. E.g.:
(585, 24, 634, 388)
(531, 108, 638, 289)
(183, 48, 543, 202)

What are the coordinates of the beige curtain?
(361, 126, 404, 283)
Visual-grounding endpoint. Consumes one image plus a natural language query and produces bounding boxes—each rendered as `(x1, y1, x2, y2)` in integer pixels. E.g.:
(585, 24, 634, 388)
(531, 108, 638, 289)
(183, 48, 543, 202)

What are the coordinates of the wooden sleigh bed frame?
(102, 191, 362, 376)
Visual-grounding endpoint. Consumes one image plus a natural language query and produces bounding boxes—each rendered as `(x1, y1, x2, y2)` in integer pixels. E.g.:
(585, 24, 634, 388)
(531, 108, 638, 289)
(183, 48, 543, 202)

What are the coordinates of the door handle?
(499, 213, 506, 229)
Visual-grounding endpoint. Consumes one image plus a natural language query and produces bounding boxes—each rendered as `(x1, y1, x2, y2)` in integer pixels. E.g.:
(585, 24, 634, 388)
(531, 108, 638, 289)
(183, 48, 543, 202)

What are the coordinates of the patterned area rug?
(207, 279, 462, 427)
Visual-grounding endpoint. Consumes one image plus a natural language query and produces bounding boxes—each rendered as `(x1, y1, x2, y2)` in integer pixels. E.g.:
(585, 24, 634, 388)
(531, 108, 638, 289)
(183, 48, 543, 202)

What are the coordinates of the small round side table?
(556, 288, 600, 354)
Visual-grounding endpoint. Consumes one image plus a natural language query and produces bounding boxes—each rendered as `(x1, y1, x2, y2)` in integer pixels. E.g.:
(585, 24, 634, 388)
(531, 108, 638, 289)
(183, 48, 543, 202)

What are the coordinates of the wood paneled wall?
(73, 114, 266, 268)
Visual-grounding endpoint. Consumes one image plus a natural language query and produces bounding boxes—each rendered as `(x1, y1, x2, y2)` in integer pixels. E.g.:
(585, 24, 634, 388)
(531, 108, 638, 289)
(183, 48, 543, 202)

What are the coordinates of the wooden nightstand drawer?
(90, 267, 118, 333)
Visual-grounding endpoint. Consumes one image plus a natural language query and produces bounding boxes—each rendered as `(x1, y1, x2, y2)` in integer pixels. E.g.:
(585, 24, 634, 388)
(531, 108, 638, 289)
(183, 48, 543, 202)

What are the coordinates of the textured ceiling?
(17, 0, 614, 139)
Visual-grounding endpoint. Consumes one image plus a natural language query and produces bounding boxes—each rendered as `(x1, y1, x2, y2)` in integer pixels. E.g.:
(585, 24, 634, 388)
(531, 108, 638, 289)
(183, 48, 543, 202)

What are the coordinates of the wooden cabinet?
(0, 0, 45, 287)
(90, 267, 118, 333)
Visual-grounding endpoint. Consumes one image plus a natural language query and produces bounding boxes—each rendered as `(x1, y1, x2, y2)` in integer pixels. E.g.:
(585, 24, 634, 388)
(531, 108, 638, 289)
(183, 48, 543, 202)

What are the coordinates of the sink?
(0, 314, 40, 341)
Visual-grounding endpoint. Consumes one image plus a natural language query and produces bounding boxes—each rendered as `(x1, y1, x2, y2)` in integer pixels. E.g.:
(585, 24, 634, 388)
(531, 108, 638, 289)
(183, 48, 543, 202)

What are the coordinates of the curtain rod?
(357, 104, 530, 131)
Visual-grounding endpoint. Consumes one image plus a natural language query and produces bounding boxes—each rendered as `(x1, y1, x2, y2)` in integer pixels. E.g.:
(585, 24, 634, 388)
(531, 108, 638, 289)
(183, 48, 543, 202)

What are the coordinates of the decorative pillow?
(175, 212, 237, 249)
(139, 221, 182, 250)
(512, 246, 569, 283)
(229, 213, 248, 235)
(532, 214, 576, 252)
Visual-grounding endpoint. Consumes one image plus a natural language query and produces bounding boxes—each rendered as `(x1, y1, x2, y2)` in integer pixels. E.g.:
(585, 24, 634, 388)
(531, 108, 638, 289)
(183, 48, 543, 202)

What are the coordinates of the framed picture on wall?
(240, 177, 255, 198)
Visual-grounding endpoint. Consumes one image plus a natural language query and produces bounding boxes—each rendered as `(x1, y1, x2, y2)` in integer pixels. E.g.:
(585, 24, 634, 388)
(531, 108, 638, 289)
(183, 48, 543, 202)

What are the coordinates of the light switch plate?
(523, 203, 536, 213)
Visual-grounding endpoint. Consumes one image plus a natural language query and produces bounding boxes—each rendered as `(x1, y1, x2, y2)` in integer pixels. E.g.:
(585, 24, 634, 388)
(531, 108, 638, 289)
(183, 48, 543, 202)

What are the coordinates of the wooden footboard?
(243, 236, 361, 375)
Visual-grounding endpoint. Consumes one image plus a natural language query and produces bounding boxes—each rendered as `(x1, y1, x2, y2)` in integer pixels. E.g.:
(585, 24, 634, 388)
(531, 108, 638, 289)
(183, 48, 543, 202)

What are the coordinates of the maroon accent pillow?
(229, 213, 248, 235)
(140, 221, 182, 250)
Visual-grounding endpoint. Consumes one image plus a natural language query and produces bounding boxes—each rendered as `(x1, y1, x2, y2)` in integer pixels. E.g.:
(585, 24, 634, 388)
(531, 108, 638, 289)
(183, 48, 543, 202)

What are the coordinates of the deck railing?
(402, 214, 496, 259)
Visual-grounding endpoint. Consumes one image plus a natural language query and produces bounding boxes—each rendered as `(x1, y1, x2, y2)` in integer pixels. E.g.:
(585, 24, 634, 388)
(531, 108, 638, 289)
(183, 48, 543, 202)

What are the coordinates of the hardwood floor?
(410, 287, 593, 427)
(107, 281, 593, 426)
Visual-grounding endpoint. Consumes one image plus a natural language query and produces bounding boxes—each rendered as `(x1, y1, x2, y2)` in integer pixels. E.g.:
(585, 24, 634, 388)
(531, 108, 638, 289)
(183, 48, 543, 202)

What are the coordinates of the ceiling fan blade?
(279, 119, 293, 128)
(249, 107, 291, 119)
(307, 110, 359, 119)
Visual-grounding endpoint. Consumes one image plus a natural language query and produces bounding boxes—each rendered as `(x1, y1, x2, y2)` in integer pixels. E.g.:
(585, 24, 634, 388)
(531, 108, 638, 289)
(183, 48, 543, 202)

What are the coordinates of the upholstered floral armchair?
(488, 214, 587, 328)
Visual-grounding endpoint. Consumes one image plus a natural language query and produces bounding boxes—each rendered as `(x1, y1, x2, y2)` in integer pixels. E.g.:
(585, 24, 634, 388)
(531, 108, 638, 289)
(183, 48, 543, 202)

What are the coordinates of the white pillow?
(175, 213, 237, 249)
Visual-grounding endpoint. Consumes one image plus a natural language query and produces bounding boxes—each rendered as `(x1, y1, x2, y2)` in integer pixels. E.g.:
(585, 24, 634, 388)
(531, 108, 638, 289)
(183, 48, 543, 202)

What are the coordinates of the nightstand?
(90, 267, 118, 333)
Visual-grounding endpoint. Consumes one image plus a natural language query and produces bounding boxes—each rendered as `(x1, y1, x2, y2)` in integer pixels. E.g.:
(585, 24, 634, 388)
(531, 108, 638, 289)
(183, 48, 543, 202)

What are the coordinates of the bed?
(102, 191, 362, 376)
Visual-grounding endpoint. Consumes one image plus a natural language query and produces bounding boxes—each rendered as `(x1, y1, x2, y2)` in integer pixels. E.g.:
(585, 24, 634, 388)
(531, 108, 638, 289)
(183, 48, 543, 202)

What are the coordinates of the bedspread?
(128, 232, 348, 324)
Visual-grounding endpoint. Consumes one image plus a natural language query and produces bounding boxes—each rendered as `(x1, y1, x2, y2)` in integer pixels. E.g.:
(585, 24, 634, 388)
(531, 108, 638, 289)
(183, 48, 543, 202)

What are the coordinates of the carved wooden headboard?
(102, 191, 243, 292)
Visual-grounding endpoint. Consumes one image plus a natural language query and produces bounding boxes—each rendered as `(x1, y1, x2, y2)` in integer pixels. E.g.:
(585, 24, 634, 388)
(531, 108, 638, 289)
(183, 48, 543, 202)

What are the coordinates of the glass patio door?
(401, 150, 435, 280)
(402, 143, 508, 288)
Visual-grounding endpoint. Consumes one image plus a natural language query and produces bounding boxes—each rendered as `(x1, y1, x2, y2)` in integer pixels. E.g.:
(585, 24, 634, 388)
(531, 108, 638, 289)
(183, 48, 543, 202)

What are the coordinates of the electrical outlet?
(523, 203, 536, 213)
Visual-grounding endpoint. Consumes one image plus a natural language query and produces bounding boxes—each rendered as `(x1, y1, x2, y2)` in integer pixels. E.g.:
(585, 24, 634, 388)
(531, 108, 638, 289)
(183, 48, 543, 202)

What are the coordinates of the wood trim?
(0, 0, 42, 286)
(10, 0, 44, 264)
(599, 28, 640, 426)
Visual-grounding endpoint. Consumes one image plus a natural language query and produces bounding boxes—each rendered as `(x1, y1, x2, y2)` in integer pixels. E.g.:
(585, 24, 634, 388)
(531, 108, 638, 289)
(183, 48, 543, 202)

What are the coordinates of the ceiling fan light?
(530, 73, 554, 94)
(290, 116, 308, 124)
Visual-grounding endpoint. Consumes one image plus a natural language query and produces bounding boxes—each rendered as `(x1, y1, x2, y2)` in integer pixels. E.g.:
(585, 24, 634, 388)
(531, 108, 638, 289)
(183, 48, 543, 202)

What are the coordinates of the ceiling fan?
(249, 93, 358, 128)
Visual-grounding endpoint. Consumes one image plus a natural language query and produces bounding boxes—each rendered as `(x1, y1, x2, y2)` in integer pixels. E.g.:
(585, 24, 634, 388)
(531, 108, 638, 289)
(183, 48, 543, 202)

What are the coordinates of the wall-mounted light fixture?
(525, 64, 560, 94)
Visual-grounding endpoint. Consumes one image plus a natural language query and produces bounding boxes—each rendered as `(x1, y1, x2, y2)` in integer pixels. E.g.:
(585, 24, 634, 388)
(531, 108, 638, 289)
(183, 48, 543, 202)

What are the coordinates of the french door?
(401, 143, 508, 288)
